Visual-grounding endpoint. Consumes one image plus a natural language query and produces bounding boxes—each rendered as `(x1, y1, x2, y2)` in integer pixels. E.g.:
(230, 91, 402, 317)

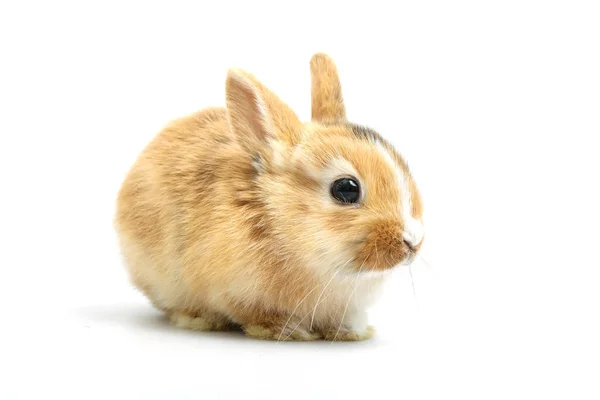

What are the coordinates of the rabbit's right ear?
(310, 53, 346, 122)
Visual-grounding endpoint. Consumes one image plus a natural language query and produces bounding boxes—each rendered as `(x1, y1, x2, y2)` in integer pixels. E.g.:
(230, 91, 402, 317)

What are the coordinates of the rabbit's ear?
(226, 68, 302, 153)
(310, 53, 346, 122)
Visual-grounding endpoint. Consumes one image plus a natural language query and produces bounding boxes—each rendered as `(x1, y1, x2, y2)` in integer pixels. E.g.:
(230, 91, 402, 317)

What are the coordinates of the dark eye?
(331, 178, 360, 204)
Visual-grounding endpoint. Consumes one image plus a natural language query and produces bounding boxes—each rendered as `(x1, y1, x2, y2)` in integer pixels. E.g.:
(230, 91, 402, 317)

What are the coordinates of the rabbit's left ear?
(310, 53, 346, 122)
(226, 69, 302, 153)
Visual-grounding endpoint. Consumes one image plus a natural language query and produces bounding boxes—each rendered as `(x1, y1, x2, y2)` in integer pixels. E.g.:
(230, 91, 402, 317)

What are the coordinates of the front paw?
(323, 325, 375, 341)
(243, 324, 322, 341)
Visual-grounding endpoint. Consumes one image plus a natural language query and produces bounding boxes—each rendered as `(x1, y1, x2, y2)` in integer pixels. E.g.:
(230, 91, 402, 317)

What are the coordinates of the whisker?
(277, 283, 320, 343)
(409, 263, 419, 312)
(416, 254, 434, 273)
(278, 230, 364, 341)
(309, 266, 343, 331)
(331, 258, 366, 343)
(282, 290, 336, 341)
(277, 232, 362, 341)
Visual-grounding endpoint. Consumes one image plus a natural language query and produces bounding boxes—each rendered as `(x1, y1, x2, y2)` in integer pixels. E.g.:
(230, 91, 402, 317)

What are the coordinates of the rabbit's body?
(115, 54, 424, 340)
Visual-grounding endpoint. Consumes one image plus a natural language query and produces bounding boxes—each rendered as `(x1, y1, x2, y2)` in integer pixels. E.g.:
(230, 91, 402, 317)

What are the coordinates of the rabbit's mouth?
(351, 222, 423, 273)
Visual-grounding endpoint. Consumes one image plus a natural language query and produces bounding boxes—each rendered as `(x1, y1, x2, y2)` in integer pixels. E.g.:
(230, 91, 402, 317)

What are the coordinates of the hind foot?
(169, 311, 234, 331)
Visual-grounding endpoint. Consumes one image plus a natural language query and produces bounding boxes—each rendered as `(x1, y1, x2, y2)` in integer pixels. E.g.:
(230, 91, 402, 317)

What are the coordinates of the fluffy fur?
(115, 53, 424, 341)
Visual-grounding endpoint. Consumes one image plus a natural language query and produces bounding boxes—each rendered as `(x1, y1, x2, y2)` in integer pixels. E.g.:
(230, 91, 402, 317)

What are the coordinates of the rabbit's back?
(115, 107, 246, 311)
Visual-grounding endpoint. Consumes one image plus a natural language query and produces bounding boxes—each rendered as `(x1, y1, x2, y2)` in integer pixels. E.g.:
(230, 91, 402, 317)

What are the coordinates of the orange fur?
(115, 53, 424, 341)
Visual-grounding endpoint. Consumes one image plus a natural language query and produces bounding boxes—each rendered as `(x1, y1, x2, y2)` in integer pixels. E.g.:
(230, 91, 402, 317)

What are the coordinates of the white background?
(1, 1, 599, 399)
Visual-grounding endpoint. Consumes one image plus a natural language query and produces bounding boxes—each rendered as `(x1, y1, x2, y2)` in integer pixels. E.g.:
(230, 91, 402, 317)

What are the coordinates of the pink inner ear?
(226, 69, 303, 148)
(228, 75, 269, 143)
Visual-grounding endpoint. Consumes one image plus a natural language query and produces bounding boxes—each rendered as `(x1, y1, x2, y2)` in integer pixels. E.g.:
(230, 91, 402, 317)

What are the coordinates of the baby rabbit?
(115, 53, 424, 341)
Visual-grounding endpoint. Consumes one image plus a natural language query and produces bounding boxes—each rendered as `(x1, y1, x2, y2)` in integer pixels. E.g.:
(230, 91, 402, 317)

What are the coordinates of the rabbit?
(114, 53, 424, 341)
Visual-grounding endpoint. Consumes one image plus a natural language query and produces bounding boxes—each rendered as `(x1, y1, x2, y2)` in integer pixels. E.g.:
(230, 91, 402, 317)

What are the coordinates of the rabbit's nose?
(403, 239, 416, 252)
(402, 219, 424, 248)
